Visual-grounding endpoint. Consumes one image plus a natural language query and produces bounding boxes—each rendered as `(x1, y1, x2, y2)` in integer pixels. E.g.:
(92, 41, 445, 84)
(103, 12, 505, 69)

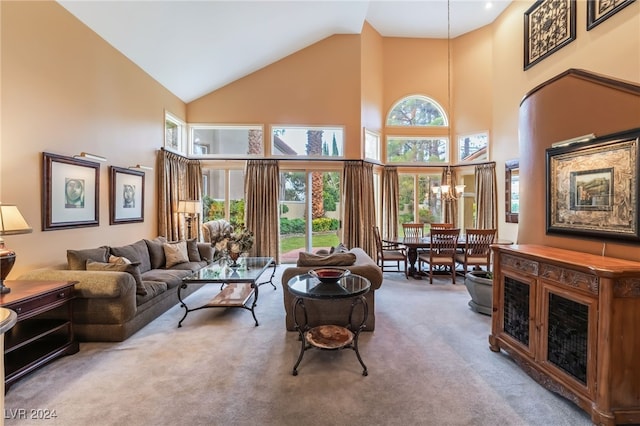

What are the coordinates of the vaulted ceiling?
(58, 1, 511, 102)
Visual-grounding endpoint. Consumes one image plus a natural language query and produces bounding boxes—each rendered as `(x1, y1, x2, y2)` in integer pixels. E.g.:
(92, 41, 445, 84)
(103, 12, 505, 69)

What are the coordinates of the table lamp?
(0, 204, 33, 294)
(177, 200, 201, 240)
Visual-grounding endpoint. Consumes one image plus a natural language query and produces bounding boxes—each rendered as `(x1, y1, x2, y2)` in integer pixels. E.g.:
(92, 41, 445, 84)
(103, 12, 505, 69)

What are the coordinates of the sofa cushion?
(297, 252, 357, 267)
(141, 269, 192, 289)
(109, 240, 152, 273)
(187, 239, 201, 262)
(164, 241, 189, 268)
(67, 247, 109, 270)
(86, 260, 147, 296)
(135, 281, 168, 305)
(144, 236, 168, 269)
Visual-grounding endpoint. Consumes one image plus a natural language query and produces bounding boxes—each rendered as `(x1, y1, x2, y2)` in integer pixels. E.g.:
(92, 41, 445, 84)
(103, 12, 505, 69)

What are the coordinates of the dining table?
(383, 235, 513, 279)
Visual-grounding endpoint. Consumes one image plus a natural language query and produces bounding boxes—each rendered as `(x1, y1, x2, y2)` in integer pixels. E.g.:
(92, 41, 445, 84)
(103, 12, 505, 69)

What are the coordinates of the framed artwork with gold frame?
(546, 133, 640, 241)
(524, 0, 576, 70)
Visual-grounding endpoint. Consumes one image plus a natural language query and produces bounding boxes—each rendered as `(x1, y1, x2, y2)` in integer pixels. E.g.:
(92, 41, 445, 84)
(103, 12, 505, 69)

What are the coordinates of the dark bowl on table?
(309, 268, 351, 284)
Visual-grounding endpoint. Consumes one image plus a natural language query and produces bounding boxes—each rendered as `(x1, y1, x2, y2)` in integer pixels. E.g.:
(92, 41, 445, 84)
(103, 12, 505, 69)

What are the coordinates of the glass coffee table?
(178, 256, 274, 327)
(287, 272, 371, 376)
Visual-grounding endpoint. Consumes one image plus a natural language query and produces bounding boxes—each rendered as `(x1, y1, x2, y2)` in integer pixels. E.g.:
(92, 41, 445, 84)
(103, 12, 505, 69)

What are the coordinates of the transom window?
(189, 125, 264, 156)
(386, 137, 449, 164)
(387, 95, 447, 127)
(272, 126, 344, 158)
(165, 111, 186, 154)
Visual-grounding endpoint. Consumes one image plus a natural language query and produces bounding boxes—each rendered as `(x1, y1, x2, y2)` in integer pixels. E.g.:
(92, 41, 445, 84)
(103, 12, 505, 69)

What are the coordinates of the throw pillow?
(163, 241, 189, 268)
(186, 239, 201, 262)
(86, 260, 147, 296)
(144, 236, 168, 269)
(67, 247, 109, 270)
(109, 240, 152, 273)
(109, 255, 132, 264)
(297, 252, 356, 267)
(335, 243, 349, 253)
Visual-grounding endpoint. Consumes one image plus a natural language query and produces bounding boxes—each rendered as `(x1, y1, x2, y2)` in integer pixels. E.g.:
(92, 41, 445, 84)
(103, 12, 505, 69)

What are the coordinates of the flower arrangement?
(213, 226, 254, 260)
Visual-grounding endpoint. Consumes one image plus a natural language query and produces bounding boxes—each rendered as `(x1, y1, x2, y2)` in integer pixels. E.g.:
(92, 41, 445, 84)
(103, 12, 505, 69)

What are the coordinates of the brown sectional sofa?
(281, 248, 383, 331)
(18, 237, 213, 342)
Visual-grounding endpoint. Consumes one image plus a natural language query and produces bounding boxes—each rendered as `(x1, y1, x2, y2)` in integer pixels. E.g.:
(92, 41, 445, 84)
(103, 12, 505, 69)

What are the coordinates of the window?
(190, 125, 263, 157)
(386, 137, 449, 164)
(398, 173, 443, 230)
(272, 126, 344, 158)
(364, 129, 381, 162)
(387, 95, 447, 127)
(201, 166, 246, 227)
(165, 111, 185, 154)
(458, 132, 489, 162)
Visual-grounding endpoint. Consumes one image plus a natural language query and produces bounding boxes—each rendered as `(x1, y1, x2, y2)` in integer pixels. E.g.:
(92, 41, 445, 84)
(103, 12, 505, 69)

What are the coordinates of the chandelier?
(432, 166, 465, 201)
(430, 1, 464, 203)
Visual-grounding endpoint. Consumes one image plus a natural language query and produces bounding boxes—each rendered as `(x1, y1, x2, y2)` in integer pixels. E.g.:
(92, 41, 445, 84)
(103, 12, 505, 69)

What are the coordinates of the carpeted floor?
(4, 267, 592, 426)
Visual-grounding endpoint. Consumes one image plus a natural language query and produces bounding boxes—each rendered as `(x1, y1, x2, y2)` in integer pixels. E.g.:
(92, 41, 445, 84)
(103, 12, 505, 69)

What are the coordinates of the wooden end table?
(0, 280, 79, 392)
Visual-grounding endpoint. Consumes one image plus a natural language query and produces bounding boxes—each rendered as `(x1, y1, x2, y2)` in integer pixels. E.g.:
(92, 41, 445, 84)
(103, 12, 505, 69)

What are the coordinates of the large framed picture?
(42, 152, 100, 231)
(587, 0, 636, 30)
(546, 136, 639, 241)
(524, 0, 576, 70)
(110, 166, 144, 224)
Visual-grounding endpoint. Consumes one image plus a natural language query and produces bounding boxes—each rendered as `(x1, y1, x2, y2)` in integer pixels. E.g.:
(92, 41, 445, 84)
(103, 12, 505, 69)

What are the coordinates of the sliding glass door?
(279, 169, 341, 263)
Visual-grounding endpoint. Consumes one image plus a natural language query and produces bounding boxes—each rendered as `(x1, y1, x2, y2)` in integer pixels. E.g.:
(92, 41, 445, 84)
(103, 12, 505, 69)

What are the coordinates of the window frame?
(386, 95, 448, 128)
(271, 125, 345, 159)
(386, 135, 451, 165)
(188, 124, 264, 158)
(364, 128, 381, 162)
(164, 111, 186, 155)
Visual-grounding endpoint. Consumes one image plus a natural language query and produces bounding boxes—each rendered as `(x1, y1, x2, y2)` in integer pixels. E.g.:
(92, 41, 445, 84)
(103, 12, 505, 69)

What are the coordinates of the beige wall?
(188, 34, 363, 158)
(2, 0, 639, 277)
(1, 1, 185, 277)
(491, 0, 640, 245)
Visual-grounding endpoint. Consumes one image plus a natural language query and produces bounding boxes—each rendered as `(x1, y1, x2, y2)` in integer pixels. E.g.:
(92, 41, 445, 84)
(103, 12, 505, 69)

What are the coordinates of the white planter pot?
(464, 271, 493, 316)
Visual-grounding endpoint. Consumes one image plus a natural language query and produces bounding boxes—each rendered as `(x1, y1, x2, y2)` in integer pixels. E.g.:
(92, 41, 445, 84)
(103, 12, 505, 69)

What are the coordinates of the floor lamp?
(0, 204, 33, 294)
(177, 200, 201, 240)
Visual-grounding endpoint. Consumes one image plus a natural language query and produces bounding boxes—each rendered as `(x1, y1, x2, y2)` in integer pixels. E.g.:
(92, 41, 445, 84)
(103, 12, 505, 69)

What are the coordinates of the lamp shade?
(177, 200, 201, 215)
(0, 204, 33, 236)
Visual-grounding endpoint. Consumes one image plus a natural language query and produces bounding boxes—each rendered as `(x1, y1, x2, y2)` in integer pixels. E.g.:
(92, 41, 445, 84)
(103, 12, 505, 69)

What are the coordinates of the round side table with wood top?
(287, 272, 370, 376)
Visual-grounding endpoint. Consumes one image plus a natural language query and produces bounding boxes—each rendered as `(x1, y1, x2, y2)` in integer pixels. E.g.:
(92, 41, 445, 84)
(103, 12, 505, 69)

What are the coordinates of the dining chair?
(429, 223, 454, 230)
(454, 228, 496, 275)
(402, 222, 424, 238)
(418, 228, 460, 284)
(373, 226, 408, 277)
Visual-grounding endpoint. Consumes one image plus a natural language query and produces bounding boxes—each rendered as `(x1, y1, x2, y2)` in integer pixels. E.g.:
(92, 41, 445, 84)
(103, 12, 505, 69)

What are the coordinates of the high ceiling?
(58, 1, 512, 103)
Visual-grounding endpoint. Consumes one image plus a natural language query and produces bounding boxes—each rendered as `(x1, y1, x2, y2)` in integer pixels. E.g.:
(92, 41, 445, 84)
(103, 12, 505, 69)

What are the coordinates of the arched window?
(386, 95, 448, 127)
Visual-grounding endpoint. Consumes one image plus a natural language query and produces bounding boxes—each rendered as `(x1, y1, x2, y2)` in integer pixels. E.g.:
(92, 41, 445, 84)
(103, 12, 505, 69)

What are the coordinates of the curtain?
(382, 166, 399, 239)
(245, 159, 280, 260)
(475, 162, 498, 231)
(157, 149, 202, 241)
(343, 161, 376, 257)
(442, 168, 459, 226)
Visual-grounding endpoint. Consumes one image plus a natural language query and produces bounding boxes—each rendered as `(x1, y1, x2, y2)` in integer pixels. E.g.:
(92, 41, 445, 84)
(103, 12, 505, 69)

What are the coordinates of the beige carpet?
(5, 267, 592, 426)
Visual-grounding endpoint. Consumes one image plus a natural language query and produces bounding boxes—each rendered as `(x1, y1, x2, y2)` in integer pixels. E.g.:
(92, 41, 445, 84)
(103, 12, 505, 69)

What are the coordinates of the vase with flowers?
(213, 226, 254, 267)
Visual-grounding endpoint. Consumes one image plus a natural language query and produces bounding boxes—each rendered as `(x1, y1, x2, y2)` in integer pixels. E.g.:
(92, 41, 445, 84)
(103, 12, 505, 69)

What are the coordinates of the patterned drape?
(382, 166, 399, 239)
(442, 167, 459, 226)
(244, 159, 280, 260)
(475, 162, 498, 231)
(343, 161, 376, 257)
(157, 149, 202, 241)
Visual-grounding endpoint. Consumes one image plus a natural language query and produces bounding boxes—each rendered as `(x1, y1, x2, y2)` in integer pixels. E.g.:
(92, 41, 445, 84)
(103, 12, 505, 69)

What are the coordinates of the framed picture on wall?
(546, 135, 640, 241)
(524, 0, 576, 70)
(587, 0, 636, 30)
(110, 166, 145, 224)
(42, 152, 100, 231)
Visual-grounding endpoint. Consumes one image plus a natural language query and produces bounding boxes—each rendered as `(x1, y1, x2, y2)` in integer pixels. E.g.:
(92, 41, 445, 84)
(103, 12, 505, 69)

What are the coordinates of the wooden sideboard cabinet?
(489, 244, 640, 426)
